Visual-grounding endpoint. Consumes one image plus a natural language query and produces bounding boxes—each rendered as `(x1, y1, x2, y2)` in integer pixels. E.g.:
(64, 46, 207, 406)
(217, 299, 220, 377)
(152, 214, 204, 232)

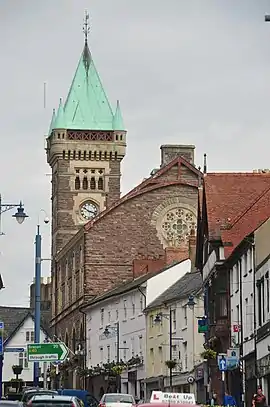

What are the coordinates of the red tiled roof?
(205, 173, 270, 257)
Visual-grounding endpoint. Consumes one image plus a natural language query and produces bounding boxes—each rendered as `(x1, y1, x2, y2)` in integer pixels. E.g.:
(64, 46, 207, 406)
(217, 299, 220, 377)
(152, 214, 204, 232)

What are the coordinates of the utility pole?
(33, 225, 41, 387)
(169, 309, 173, 392)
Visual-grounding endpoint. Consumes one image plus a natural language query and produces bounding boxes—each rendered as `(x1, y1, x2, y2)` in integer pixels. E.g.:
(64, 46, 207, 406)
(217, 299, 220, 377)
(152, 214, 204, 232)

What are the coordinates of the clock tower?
(46, 21, 126, 258)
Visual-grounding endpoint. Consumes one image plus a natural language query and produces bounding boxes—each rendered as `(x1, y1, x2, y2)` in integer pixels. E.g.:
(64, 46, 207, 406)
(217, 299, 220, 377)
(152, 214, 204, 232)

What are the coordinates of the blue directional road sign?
(218, 354, 227, 371)
(5, 348, 25, 353)
(0, 322, 4, 330)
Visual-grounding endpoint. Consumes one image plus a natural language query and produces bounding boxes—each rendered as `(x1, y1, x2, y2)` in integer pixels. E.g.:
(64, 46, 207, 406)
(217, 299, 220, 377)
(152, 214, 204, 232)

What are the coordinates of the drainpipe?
(137, 286, 146, 398)
(252, 241, 258, 385)
(239, 259, 245, 407)
(79, 309, 87, 390)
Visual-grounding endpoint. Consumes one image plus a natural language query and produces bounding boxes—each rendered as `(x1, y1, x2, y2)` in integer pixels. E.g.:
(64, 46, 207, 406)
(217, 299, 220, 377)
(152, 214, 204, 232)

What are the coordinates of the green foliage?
(165, 360, 177, 369)
(200, 348, 217, 359)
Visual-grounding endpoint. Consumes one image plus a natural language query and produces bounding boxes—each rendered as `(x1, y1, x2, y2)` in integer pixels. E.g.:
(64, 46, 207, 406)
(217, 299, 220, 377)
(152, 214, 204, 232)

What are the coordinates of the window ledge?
(138, 313, 143, 317)
(130, 316, 135, 320)
(182, 326, 187, 331)
(122, 319, 127, 323)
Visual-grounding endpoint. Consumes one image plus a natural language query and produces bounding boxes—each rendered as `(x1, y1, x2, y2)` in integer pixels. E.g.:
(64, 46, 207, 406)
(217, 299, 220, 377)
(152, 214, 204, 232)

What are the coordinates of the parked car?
(57, 390, 98, 407)
(21, 390, 58, 405)
(99, 394, 135, 407)
(0, 402, 23, 407)
(27, 395, 82, 407)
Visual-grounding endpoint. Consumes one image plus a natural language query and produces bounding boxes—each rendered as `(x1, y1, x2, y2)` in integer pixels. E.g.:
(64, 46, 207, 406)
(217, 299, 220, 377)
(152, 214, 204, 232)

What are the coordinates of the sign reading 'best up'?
(27, 342, 68, 362)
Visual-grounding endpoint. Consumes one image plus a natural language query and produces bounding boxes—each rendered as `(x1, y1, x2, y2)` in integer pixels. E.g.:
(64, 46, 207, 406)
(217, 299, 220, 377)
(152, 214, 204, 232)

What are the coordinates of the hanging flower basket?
(12, 365, 23, 376)
(111, 365, 124, 375)
(201, 348, 217, 360)
(165, 360, 177, 369)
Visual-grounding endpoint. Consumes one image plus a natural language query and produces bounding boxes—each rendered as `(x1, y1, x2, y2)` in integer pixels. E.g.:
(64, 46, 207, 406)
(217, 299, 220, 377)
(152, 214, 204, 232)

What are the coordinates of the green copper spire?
(48, 108, 56, 135)
(61, 43, 114, 130)
(113, 100, 125, 130)
(50, 16, 124, 132)
(54, 98, 66, 129)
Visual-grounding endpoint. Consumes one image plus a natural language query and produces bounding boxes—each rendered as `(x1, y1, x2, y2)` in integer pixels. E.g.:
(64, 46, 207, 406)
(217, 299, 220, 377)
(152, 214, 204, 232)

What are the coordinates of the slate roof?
(0, 306, 29, 341)
(0, 306, 50, 343)
(204, 172, 270, 257)
(82, 259, 190, 310)
(145, 270, 202, 311)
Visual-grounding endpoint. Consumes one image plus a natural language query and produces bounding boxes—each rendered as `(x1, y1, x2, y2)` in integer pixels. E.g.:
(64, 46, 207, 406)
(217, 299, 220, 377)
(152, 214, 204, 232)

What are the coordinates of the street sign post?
(218, 354, 227, 371)
(0, 322, 4, 400)
(27, 342, 68, 362)
(226, 348, 239, 370)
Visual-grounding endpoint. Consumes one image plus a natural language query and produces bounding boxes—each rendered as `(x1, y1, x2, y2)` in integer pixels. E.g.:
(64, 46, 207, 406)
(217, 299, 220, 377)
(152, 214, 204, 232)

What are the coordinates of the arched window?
(90, 177, 96, 190)
(98, 177, 104, 190)
(104, 152, 107, 159)
(94, 151, 97, 160)
(115, 152, 117, 160)
(62, 150, 65, 159)
(83, 151, 87, 160)
(82, 177, 88, 190)
(75, 176, 80, 190)
(109, 152, 112, 160)
(68, 150, 71, 159)
(99, 151, 102, 160)
(78, 151, 81, 160)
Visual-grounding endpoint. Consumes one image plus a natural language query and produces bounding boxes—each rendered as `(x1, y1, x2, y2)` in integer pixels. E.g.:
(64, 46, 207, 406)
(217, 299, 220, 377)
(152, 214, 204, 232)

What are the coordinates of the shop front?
(195, 363, 206, 404)
(244, 353, 256, 407)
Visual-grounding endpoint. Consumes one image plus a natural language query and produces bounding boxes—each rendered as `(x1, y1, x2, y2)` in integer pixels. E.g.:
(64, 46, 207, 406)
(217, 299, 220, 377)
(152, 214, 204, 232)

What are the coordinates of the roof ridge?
(229, 184, 270, 228)
(85, 156, 202, 232)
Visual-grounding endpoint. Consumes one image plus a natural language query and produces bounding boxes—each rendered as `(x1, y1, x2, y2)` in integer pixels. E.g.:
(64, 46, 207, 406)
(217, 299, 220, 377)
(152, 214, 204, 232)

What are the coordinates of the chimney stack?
(160, 144, 195, 167)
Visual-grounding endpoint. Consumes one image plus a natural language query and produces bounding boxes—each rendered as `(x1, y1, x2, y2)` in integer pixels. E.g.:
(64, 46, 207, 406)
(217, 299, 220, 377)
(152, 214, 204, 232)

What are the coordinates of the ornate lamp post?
(0, 195, 27, 399)
(0, 195, 28, 235)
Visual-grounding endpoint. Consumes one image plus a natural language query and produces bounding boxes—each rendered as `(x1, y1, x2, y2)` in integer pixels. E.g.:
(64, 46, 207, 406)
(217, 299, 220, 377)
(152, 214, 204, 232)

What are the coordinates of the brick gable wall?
(51, 160, 200, 346)
(84, 182, 198, 297)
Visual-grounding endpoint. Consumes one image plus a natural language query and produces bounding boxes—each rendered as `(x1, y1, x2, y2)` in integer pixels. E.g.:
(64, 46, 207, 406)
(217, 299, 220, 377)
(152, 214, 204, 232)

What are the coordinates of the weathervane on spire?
(83, 11, 90, 44)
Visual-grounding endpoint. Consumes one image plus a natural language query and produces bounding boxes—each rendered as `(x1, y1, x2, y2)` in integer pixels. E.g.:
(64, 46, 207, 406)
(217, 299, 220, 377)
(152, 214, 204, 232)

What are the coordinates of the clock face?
(80, 201, 98, 220)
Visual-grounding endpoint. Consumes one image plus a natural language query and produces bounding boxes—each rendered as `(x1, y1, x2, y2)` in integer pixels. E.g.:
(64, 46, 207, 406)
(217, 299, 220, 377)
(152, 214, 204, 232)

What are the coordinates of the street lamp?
(33, 209, 49, 387)
(0, 196, 27, 399)
(103, 322, 120, 393)
(0, 195, 28, 234)
(186, 295, 196, 309)
(154, 309, 174, 391)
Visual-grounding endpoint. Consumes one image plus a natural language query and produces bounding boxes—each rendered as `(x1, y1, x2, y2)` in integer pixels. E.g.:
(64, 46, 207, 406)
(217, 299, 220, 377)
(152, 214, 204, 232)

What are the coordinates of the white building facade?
(84, 260, 191, 399)
(229, 243, 255, 404)
(86, 286, 146, 398)
(3, 314, 48, 385)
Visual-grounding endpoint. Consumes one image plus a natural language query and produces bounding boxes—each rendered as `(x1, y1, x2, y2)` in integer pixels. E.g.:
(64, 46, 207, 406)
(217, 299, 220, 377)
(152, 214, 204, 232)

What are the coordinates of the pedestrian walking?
(252, 386, 266, 407)
(224, 391, 237, 406)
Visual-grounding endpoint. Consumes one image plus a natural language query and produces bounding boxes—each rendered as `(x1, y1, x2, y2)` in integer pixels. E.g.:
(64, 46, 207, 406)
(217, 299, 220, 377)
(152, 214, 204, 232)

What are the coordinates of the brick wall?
(51, 159, 200, 341)
(84, 182, 198, 297)
(107, 160, 121, 207)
